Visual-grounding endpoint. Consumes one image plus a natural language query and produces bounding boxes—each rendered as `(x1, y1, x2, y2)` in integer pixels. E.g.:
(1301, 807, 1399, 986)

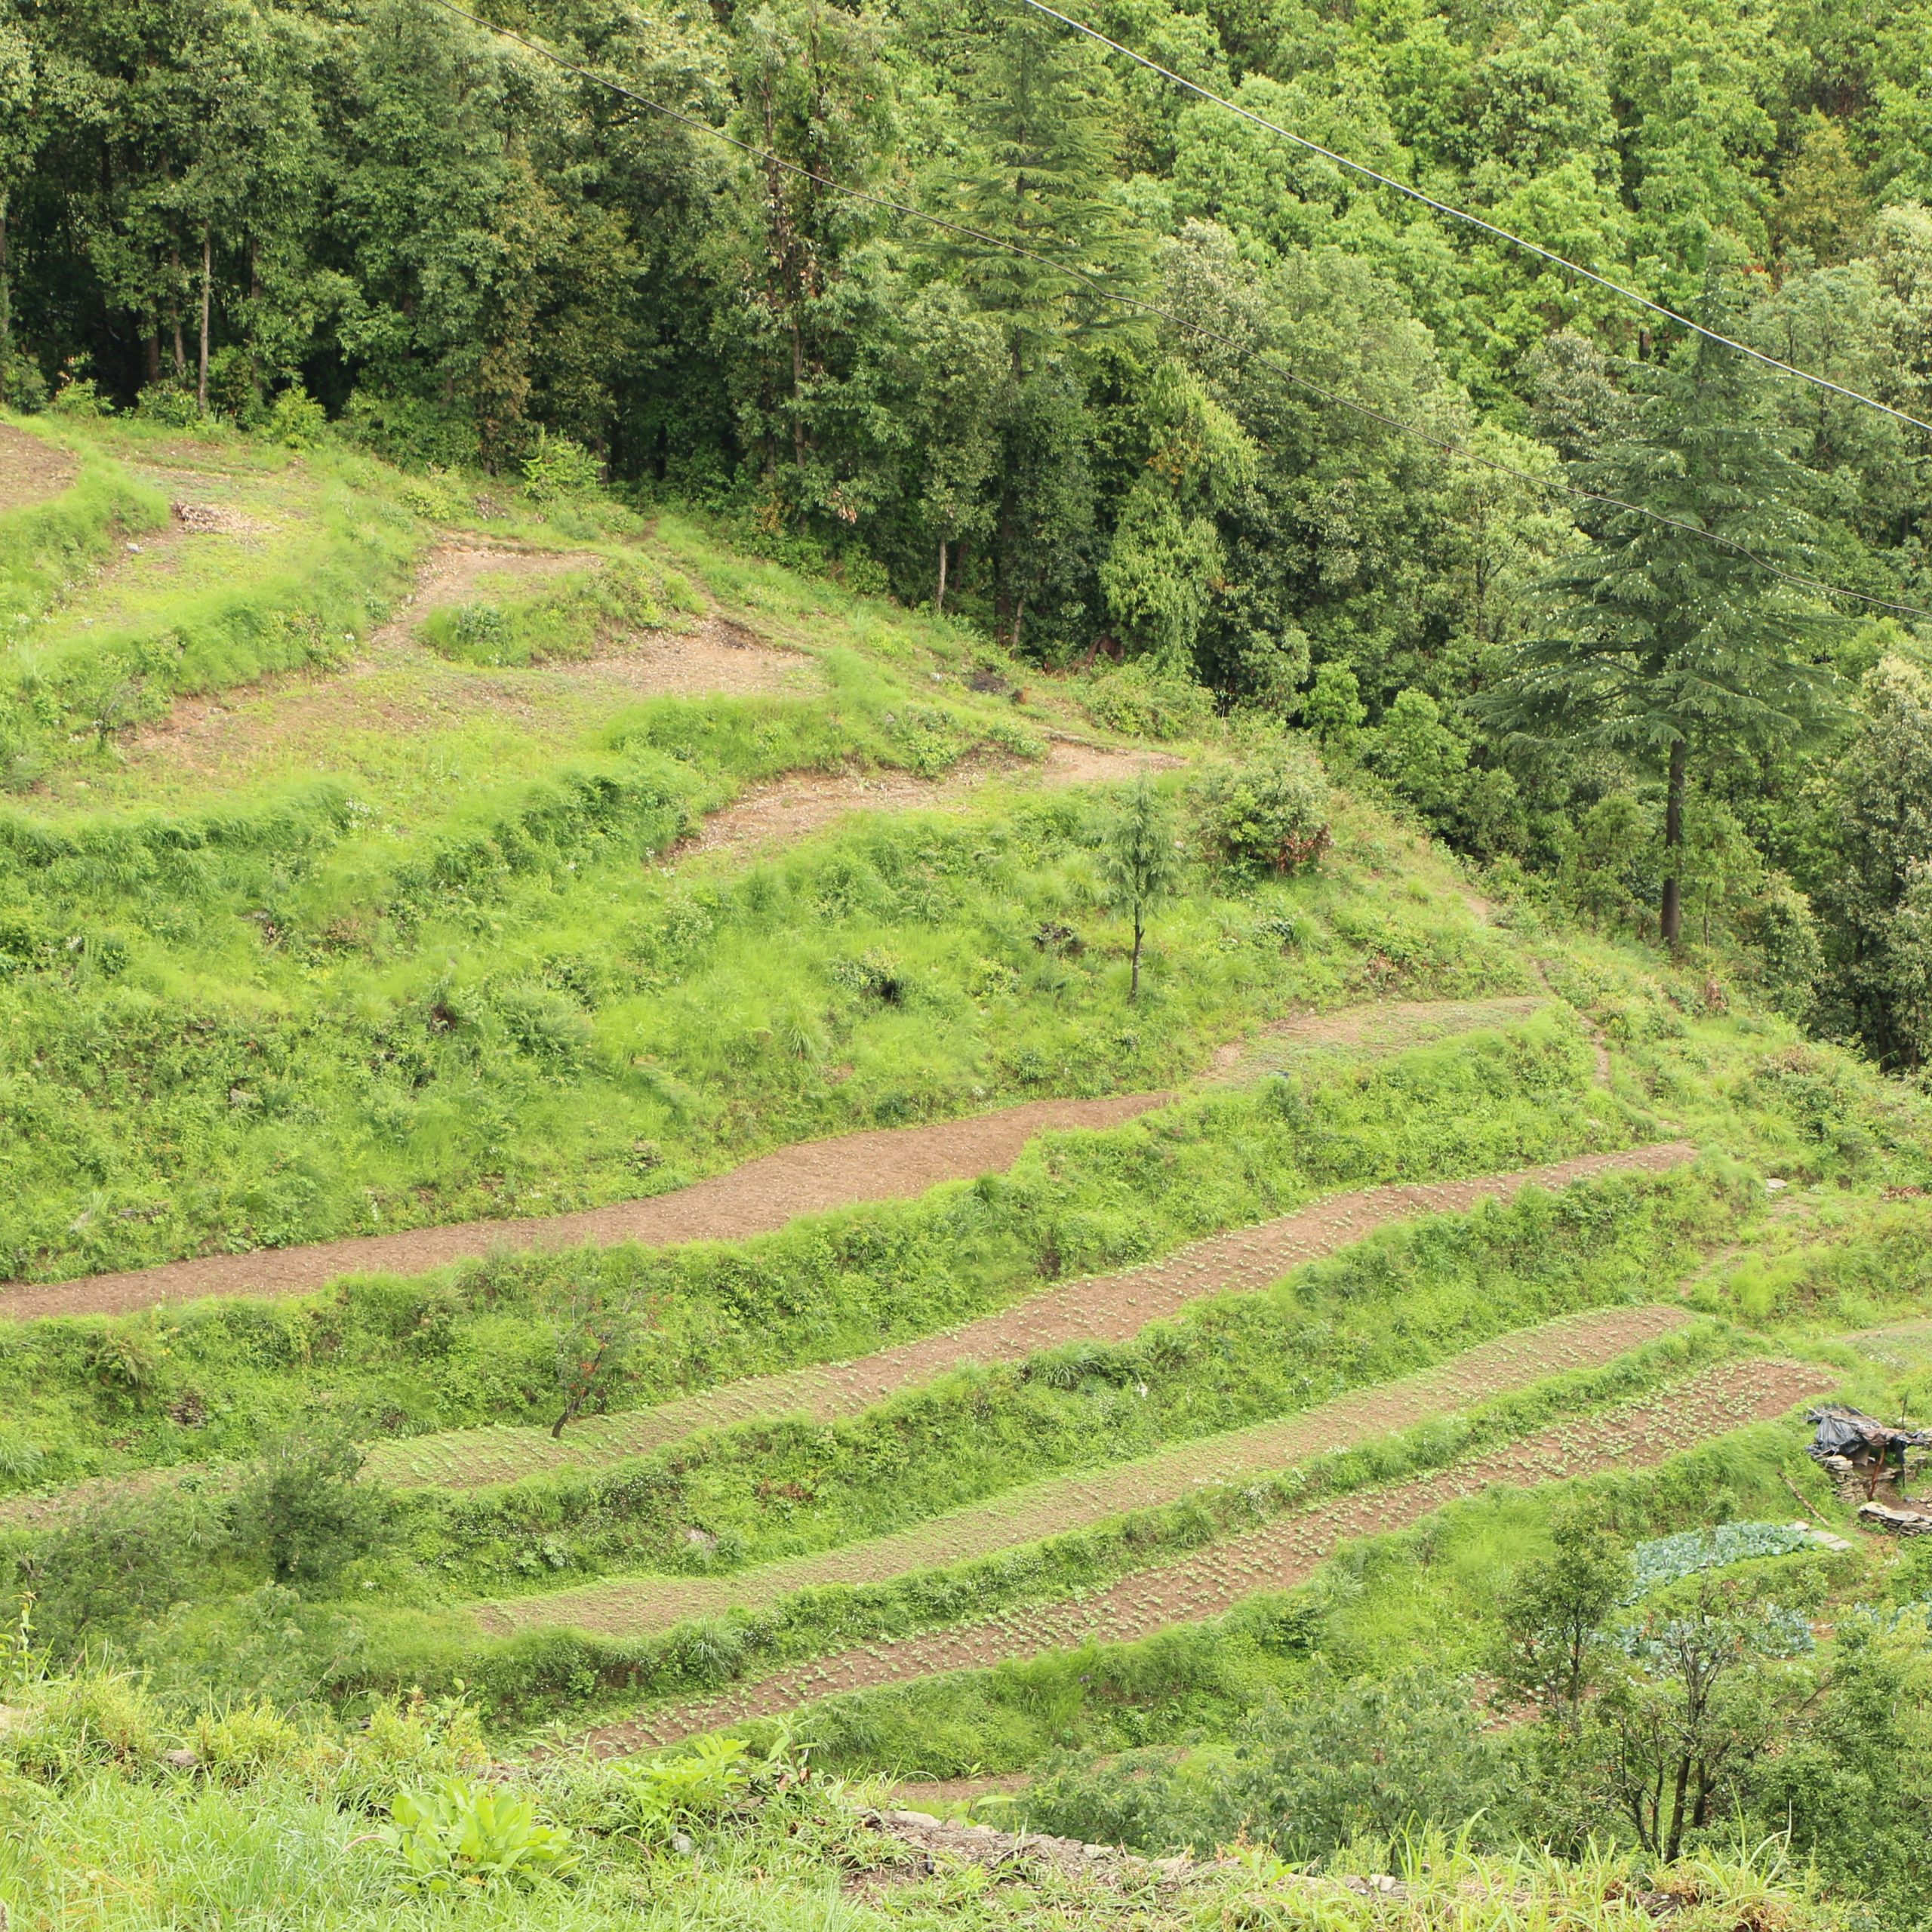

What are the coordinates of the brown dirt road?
(479, 1300, 1699, 1639)
(0, 1093, 1168, 1322)
(570, 1353, 1833, 1757)
(379, 1140, 1697, 1491)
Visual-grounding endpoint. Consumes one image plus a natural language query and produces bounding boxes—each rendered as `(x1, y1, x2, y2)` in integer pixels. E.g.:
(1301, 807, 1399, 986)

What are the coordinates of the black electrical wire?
(418, 0, 1932, 622)
(1020, 0, 1932, 441)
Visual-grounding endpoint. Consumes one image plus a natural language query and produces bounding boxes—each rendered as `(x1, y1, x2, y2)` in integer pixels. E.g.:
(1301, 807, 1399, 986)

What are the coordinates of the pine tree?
(1097, 774, 1181, 1001)
(1476, 321, 1838, 946)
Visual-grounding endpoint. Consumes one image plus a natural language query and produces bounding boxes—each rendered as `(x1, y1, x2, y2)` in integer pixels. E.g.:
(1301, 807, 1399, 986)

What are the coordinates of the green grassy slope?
(4, 415, 1932, 1930)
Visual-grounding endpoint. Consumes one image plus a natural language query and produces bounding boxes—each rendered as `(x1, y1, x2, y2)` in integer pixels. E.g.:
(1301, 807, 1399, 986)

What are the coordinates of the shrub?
(21, 1490, 217, 1651)
(1082, 660, 1215, 740)
(135, 380, 202, 426)
(1203, 1665, 1500, 1863)
(48, 358, 109, 417)
(4, 1669, 165, 1779)
(192, 1700, 304, 1783)
(266, 387, 328, 448)
(1194, 737, 1333, 875)
(521, 429, 602, 501)
(229, 1429, 387, 1587)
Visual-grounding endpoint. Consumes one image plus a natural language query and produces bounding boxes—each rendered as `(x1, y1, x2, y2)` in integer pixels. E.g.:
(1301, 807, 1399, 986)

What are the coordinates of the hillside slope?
(3, 411, 1931, 1930)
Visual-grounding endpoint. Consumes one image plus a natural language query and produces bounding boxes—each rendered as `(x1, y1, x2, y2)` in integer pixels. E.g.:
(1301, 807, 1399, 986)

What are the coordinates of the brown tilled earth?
(478, 1299, 1698, 1638)
(0, 422, 78, 513)
(572, 1353, 1834, 1755)
(0, 1093, 1171, 1321)
(383, 1140, 1697, 1491)
(669, 738, 1182, 865)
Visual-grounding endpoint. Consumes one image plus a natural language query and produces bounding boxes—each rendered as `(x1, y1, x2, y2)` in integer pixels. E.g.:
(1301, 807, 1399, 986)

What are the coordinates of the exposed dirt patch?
(569, 1354, 1834, 1755)
(672, 739, 1181, 866)
(0, 423, 78, 512)
(478, 1299, 1699, 1638)
(387, 540, 604, 624)
(576, 614, 814, 699)
(1208, 996, 1550, 1079)
(0, 1093, 1170, 1321)
(385, 1142, 1696, 1492)
(114, 554, 814, 783)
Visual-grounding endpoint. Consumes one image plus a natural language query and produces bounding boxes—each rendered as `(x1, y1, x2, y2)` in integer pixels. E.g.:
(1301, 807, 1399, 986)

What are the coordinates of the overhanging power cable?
(1019, 0, 1932, 441)
(419, 0, 1932, 621)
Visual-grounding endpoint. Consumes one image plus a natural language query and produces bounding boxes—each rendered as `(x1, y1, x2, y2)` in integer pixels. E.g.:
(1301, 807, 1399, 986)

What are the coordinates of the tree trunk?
(1660, 736, 1687, 949)
(1011, 591, 1026, 652)
(169, 248, 187, 377)
(551, 1405, 572, 1441)
(1131, 908, 1143, 1001)
(1664, 1753, 1691, 1863)
(0, 189, 11, 408)
(935, 538, 948, 614)
(198, 229, 212, 414)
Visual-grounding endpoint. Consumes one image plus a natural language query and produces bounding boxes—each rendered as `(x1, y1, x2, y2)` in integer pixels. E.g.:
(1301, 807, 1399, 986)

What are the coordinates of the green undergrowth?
(0, 1685, 1839, 1932)
(1549, 941, 1932, 1182)
(0, 774, 1525, 1280)
(777, 1411, 1842, 1784)
(0, 1018, 1629, 1494)
(420, 554, 703, 666)
(1692, 1195, 1932, 1337)
(419, 1161, 1747, 1607)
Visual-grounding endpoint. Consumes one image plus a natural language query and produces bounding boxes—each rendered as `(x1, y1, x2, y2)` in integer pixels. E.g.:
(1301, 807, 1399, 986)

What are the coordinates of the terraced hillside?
(3, 411, 1932, 1932)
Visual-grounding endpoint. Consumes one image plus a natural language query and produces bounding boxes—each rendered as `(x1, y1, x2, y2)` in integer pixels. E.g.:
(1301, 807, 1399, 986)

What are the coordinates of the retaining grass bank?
(0, 1020, 1630, 1492)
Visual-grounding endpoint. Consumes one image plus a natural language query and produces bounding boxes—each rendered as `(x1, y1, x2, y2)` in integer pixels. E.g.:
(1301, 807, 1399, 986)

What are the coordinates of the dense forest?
(7, 0, 1932, 1062)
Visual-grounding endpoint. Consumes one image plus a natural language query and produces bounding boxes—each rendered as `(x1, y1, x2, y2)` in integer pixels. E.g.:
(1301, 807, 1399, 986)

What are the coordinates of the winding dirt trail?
(568, 1353, 1832, 1757)
(672, 739, 1181, 866)
(478, 1300, 1699, 1638)
(377, 1140, 1697, 1490)
(0, 1093, 1168, 1322)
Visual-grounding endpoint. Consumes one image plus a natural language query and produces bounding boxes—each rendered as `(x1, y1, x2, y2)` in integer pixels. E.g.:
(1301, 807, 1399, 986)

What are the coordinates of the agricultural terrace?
(2, 412, 1930, 1931)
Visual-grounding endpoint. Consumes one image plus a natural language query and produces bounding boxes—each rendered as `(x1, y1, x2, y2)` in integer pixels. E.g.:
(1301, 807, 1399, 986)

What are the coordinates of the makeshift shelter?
(1808, 1405, 1932, 1509)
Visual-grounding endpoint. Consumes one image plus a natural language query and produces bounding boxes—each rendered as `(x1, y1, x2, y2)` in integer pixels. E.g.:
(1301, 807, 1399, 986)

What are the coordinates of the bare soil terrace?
(572, 1352, 1832, 1755)
(478, 1300, 1700, 1638)
(0, 1092, 1168, 1320)
(381, 1140, 1697, 1490)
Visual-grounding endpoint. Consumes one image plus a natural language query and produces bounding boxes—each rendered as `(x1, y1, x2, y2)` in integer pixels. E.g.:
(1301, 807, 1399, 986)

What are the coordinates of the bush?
(266, 386, 328, 449)
(20, 1490, 217, 1651)
(521, 429, 602, 501)
(229, 1429, 387, 1587)
(48, 358, 109, 417)
(3, 1669, 165, 1780)
(136, 380, 202, 426)
(1194, 737, 1333, 875)
(1204, 1664, 1501, 1863)
(1082, 660, 1216, 740)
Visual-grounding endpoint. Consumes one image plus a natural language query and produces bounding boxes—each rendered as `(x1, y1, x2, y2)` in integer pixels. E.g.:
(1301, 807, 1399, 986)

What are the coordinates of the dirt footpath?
(0, 1093, 1169, 1321)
